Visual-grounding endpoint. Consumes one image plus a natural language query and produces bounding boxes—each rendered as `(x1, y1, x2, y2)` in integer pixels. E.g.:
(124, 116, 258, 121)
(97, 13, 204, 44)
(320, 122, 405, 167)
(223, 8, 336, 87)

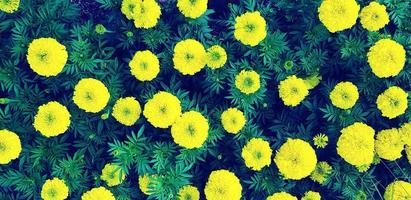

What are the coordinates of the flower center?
(243, 77, 254, 88)
(84, 91, 94, 101)
(210, 52, 221, 61)
(341, 93, 349, 100)
(37, 51, 48, 62)
(159, 105, 168, 114)
(230, 118, 237, 125)
(45, 113, 56, 125)
(187, 124, 196, 135)
(336, 6, 346, 15)
(47, 188, 58, 198)
(185, 53, 194, 62)
(372, 14, 379, 20)
(0, 142, 6, 152)
(291, 87, 298, 94)
(184, 194, 193, 200)
(140, 62, 148, 70)
(123, 108, 131, 116)
(253, 151, 262, 160)
(128, 4, 135, 13)
(245, 23, 255, 33)
(189, 0, 197, 5)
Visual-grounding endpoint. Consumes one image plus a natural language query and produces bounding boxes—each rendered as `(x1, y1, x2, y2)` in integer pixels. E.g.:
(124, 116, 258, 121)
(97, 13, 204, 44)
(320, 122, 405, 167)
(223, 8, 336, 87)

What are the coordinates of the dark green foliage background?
(0, 0, 410, 199)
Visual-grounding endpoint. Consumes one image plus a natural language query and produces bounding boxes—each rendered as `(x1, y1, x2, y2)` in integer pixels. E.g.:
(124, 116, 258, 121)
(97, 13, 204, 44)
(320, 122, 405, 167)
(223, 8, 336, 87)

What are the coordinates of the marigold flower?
(112, 97, 141, 126)
(81, 187, 115, 200)
(278, 75, 309, 107)
(204, 169, 242, 200)
(376, 86, 408, 119)
(143, 91, 182, 128)
(360, 2, 389, 31)
(234, 11, 267, 46)
(100, 163, 126, 186)
(375, 128, 404, 161)
(73, 78, 110, 113)
(241, 138, 272, 171)
(129, 50, 160, 81)
(329, 81, 359, 109)
(206, 45, 227, 69)
(367, 39, 406, 78)
(384, 180, 411, 200)
(318, 0, 360, 33)
(0, 129, 22, 164)
(178, 185, 200, 200)
(171, 111, 209, 149)
(33, 101, 71, 137)
(235, 70, 260, 95)
(173, 39, 207, 75)
(41, 178, 69, 200)
(27, 38, 68, 77)
(266, 192, 297, 200)
(220, 108, 246, 134)
(0, 0, 20, 13)
(177, 0, 208, 19)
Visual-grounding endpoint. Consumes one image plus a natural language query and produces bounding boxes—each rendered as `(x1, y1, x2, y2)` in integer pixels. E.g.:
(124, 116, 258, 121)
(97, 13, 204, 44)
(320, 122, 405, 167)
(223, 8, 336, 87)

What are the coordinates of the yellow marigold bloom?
(112, 97, 141, 126)
(376, 86, 408, 119)
(73, 78, 110, 113)
(100, 163, 126, 187)
(278, 75, 309, 107)
(220, 108, 246, 134)
(384, 180, 411, 200)
(399, 122, 411, 146)
(310, 161, 332, 184)
(27, 38, 68, 77)
(129, 50, 160, 81)
(206, 45, 227, 69)
(318, 0, 360, 33)
(375, 128, 404, 161)
(204, 169, 242, 200)
(177, 0, 208, 19)
(41, 178, 69, 200)
(329, 81, 359, 109)
(274, 138, 317, 180)
(0, 129, 21, 164)
(234, 11, 267, 46)
(143, 91, 182, 128)
(367, 39, 406, 78)
(173, 39, 206, 75)
(313, 133, 328, 148)
(178, 185, 200, 200)
(0, 0, 19, 13)
(266, 192, 297, 200)
(139, 174, 154, 195)
(241, 138, 272, 171)
(235, 70, 260, 95)
(121, 0, 138, 20)
(33, 101, 71, 137)
(337, 122, 375, 171)
(132, 0, 161, 29)
(171, 111, 209, 149)
(81, 187, 115, 200)
(359, 2, 389, 31)
(302, 191, 321, 200)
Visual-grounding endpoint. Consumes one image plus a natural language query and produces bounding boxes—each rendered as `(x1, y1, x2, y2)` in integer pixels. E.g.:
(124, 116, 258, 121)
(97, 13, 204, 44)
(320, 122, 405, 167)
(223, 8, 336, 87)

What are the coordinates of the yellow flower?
(121, 0, 138, 20)
(173, 39, 207, 75)
(178, 185, 200, 200)
(384, 180, 411, 200)
(329, 82, 359, 109)
(81, 187, 115, 200)
(41, 178, 69, 200)
(220, 108, 246, 134)
(234, 11, 267, 46)
(129, 50, 160, 81)
(278, 75, 309, 107)
(310, 161, 332, 184)
(171, 111, 209, 149)
(73, 78, 110, 113)
(337, 122, 375, 171)
(399, 122, 411, 146)
(143, 91, 182, 128)
(266, 192, 297, 200)
(360, 2, 389, 31)
(241, 138, 272, 171)
(274, 138, 317, 180)
(206, 45, 227, 69)
(27, 38, 68, 77)
(0, 129, 22, 164)
(302, 191, 321, 200)
(100, 163, 126, 187)
(313, 133, 328, 148)
(376, 86, 408, 119)
(318, 0, 360, 33)
(33, 101, 71, 137)
(204, 169, 242, 200)
(367, 39, 406, 78)
(0, 0, 19, 13)
(112, 97, 141, 126)
(132, 0, 161, 29)
(375, 128, 404, 161)
(177, 0, 208, 19)
(235, 70, 260, 95)
(138, 174, 154, 195)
